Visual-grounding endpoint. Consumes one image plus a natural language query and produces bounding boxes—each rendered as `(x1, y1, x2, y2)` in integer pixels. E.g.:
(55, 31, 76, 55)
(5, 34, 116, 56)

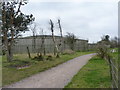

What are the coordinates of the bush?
(46, 55, 53, 60)
(33, 55, 44, 61)
(97, 44, 111, 60)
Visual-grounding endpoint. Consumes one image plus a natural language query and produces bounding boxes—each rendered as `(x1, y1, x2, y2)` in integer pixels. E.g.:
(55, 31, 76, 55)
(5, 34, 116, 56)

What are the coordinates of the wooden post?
(107, 58, 115, 88)
(27, 46, 31, 58)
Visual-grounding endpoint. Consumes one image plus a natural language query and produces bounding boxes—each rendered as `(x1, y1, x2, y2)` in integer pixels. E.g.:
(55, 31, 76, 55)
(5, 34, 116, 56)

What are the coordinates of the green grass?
(109, 48, 118, 69)
(2, 51, 92, 86)
(110, 48, 118, 59)
(65, 56, 111, 88)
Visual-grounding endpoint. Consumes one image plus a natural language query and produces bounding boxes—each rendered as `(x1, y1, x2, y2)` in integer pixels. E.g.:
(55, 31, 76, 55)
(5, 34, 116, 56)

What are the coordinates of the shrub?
(46, 55, 53, 60)
(97, 44, 111, 60)
(33, 55, 44, 61)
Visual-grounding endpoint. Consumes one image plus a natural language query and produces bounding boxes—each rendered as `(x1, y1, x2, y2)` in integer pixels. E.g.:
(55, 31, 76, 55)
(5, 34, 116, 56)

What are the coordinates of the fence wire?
(109, 58, 118, 89)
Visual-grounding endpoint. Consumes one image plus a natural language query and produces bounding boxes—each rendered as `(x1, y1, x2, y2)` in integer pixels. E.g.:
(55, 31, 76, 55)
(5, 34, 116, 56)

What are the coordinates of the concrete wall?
(0, 37, 2, 55)
(1, 36, 89, 54)
(88, 44, 97, 51)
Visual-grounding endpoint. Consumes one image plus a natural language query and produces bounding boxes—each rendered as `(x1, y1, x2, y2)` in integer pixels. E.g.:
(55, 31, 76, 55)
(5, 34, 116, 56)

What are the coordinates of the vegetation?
(58, 19, 63, 53)
(96, 35, 118, 59)
(97, 44, 110, 59)
(65, 32, 77, 51)
(2, 51, 92, 86)
(1, 0, 118, 88)
(1, 1, 35, 61)
(29, 22, 37, 50)
(96, 35, 118, 88)
(49, 19, 59, 57)
(110, 37, 118, 48)
(109, 48, 118, 70)
(65, 56, 111, 88)
(111, 49, 118, 59)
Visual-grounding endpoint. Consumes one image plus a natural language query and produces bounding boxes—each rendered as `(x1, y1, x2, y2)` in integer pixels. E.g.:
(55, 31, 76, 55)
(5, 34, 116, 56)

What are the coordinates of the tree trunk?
(2, 5, 12, 62)
(43, 37, 46, 56)
(27, 46, 31, 58)
(4, 30, 13, 62)
(6, 46, 10, 62)
(50, 19, 59, 57)
(58, 19, 63, 53)
(34, 36, 36, 49)
(43, 46, 46, 56)
(54, 47, 56, 56)
(52, 31, 59, 57)
(8, 44, 13, 61)
(32, 34, 36, 53)
(5, 5, 14, 62)
(63, 41, 65, 51)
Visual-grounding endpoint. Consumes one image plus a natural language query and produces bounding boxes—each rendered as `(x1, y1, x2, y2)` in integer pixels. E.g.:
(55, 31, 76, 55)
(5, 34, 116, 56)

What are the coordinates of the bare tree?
(49, 19, 59, 57)
(40, 28, 46, 56)
(29, 23, 37, 50)
(58, 19, 63, 53)
(36, 27, 46, 57)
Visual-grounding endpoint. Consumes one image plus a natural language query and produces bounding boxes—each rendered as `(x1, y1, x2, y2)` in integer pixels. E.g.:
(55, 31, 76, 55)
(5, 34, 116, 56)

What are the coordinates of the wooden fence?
(108, 57, 118, 89)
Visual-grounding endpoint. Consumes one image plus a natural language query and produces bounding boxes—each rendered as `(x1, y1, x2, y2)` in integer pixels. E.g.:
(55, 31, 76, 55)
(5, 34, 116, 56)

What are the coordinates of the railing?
(108, 58, 118, 89)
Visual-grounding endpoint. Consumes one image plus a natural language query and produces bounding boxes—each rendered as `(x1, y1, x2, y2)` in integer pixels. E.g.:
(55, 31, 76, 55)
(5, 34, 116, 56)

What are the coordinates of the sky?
(20, 0, 118, 43)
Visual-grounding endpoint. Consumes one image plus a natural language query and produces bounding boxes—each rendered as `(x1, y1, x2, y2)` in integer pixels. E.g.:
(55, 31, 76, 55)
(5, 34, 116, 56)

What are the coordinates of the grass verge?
(65, 56, 111, 88)
(2, 51, 92, 86)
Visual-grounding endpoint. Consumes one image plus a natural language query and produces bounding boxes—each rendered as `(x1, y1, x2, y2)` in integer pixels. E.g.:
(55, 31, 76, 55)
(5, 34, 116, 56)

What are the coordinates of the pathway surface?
(4, 53, 96, 88)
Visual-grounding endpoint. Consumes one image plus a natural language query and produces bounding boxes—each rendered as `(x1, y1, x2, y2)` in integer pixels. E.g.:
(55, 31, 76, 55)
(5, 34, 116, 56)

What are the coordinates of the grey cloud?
(21, 1, 117, 43)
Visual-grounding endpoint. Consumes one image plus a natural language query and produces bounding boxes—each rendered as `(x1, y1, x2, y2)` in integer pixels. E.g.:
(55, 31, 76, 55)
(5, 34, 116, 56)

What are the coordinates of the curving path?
(4, 53, 96, 88)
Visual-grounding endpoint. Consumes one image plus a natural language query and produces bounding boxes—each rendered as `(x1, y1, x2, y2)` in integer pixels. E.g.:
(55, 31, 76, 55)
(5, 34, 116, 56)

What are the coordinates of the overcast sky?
(21, 0, 118, 43)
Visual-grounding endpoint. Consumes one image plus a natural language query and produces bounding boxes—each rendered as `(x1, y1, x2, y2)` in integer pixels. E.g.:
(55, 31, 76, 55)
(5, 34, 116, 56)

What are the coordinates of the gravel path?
(4, 53, 96, 88)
